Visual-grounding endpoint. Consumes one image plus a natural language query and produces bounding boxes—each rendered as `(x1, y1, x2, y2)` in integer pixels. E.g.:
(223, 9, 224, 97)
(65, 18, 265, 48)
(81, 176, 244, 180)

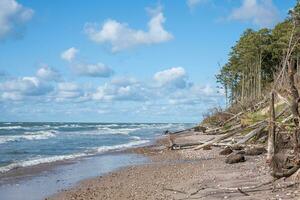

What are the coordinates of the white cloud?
(153, 67, 189, 89)
(36, 65, 60, 81)
(72, 62, 113, 77)
(84, 6, 173, 52)
(229, 0, 279, 27)
(61, 47, 79, 62)
(0, 77, 52, 100)
(55, 82, 83, 101)
(92, 77, 146, 101)
(187, 0, 209, 9)
(0, 0, 34, 40)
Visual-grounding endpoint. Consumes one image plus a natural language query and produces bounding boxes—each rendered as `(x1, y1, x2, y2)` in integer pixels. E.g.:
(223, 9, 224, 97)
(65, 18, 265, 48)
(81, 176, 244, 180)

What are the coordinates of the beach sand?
(48, 131, 300, 200)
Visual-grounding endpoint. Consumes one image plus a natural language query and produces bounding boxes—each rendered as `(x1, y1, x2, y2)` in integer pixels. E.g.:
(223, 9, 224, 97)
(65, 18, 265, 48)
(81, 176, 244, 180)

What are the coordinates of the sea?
(0, 122, 194, 174)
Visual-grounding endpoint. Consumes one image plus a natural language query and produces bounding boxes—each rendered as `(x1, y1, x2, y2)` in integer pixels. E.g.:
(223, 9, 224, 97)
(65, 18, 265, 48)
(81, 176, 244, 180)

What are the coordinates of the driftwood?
(193, 128, 241, 150)
(220, 111, 243, 126)
(267, 91, 276, 163)
(272, 165, 300, 178)
(237, 125, 266, 144)
(206, 124, 243, 136)
(171, 138, 224, 150)
(168, 128, 194, 135)
(238, 105, 289, 145)
(194, 105, 289, 150)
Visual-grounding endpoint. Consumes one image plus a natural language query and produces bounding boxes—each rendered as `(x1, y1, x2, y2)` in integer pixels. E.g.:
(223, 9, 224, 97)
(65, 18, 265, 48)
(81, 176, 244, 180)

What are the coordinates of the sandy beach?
(48, 131, 300, 200)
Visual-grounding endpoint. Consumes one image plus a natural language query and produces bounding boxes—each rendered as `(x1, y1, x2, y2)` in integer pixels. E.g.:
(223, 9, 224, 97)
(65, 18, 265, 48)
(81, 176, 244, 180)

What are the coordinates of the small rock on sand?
(245, 147, 267, 156)
(203, 145, 212, 150)
(219, 147, 233, 155)
(225, 154, 245, 164)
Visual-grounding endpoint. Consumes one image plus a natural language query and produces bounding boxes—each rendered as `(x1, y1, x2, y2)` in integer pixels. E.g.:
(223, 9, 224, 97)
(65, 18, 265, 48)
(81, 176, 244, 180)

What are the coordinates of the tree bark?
(267, 91, 276, 163)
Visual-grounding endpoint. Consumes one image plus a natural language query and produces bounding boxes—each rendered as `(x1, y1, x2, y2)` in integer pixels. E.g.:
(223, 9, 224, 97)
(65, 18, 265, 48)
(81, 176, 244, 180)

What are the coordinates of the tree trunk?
(267, 91, 276, 163)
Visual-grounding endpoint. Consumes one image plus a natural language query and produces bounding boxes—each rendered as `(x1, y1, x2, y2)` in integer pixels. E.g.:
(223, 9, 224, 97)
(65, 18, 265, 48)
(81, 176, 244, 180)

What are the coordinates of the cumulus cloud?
(153, 67, 189, 89)
(61, 47, 79, 62)
(0, 77, 52, 100)
(84, 6, 173, 52)
(187, 0, 209, 10)
(55, 82, 83, 101)
(0, 0, 34, 40)
(36, 65, 60, 81)
(229, 0, 279, 27)
(72, 62, 113, 77)
(92, 77, 146, 101)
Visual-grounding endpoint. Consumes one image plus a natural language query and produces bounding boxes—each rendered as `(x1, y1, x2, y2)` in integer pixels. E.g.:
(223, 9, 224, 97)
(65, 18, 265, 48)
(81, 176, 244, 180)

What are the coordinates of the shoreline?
(0, 152, 148, 200)
(0, 141, 154, 200)
(0, 138, 157, 183)
(48, 130, 300, 200)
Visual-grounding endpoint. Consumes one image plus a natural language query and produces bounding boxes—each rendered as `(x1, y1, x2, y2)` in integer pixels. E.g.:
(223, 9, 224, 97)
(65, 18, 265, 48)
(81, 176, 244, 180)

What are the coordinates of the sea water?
(0, 122, 193, 173)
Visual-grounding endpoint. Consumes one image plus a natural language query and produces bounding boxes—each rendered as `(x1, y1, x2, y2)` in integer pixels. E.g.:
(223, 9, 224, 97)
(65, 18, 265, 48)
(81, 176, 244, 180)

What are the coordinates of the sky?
(0, 0, 296, 123)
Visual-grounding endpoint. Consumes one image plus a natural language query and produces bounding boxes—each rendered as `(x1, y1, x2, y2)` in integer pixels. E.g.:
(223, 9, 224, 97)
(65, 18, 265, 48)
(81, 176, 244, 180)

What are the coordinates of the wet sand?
(48, 131, 300, 200)
(0, 153, 148, 200)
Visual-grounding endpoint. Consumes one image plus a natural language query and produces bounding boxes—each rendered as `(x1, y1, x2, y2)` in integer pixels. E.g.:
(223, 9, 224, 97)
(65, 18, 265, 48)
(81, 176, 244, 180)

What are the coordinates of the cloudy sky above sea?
(0, 0, 295, 122)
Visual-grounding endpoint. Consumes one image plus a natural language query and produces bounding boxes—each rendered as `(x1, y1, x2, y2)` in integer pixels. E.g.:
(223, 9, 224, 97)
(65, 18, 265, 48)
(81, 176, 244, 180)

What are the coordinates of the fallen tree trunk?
(267, 91, 276, 163)
(272, 165, 300, 178)
(206, 124, 242, 136)
(194, 106, 288, 150)
(237, 125, 266, 144)
(193, 129, 241, 150)
(168, 128, 194, 135)
(220, 112, 243, 126)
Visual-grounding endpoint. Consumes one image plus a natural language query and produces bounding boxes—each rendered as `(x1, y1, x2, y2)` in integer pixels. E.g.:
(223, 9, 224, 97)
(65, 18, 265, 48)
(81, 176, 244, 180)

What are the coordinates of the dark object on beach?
(164, 130, 170, 135)
(245, 147, 267, 156)
(194, 126, 207, 133)
(225, 154, 245, 164)
(231, 145, 244, 151)
(236, 150, 245, 155)
(203, 145, 212, 150)
(219, 147, 233, 155)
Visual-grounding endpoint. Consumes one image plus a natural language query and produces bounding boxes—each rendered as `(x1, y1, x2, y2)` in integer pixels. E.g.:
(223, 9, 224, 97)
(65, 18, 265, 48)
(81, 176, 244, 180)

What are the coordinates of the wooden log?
(237, 125, 266, 144)
(194, 105, 288, 151)
(267, 91, 276, 163)
(193, 129, 241, 150)
(220, 111, 243, 126)
(171, 137, 215, 150)
(168, 128, 193, 135)
(272, 165, 300, 178)
(207, 124, 243, 136)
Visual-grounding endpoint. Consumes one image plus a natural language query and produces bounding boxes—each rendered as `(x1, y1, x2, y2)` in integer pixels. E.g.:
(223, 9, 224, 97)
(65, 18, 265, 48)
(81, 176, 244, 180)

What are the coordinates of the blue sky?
(0, 0, 296, 122)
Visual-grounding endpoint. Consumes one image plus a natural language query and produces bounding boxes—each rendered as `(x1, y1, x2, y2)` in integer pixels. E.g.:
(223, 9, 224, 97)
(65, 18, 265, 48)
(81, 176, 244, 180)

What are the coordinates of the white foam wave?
(0, 153, 85, 173)
(131, 136, 141, 140)
(0, 131, 56, 144)
(0, 139, 150, 173)
(0, 126, 23, 130)
(96, 127, 140, 135)
(93, 140, 150, 153)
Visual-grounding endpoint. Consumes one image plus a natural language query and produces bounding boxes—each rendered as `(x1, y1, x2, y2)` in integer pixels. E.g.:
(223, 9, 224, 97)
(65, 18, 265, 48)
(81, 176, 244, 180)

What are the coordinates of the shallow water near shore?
(0, 122, 193, 173)
(0, 153, 148, 200)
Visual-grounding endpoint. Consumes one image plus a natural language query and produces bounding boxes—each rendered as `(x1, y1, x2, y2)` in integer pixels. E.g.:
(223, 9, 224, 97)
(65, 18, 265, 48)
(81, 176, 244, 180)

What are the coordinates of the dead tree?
(267, 91, 276, 163)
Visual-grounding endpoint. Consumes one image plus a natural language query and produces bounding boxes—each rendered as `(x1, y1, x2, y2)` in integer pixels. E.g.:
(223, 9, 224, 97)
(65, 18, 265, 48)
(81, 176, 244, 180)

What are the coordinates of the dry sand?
(48, 132, 300, 200)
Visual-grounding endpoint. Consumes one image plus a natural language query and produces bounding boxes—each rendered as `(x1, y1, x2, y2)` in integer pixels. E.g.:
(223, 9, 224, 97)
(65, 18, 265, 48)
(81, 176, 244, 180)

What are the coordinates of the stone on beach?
(245, 147, 267, 156)
(219, 147, 233, 155)
(225, 154, 245, 164)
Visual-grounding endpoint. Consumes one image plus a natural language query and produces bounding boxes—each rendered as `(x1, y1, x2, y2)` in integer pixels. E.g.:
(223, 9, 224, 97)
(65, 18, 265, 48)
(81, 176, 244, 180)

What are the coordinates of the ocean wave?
(0, 130, 57, 144)
(131, 136, 141, 140)
(0, 153, 86, 173)
(92, 140, 149, 153)
(0, 126, 23, 130)
(95, 127, 140, 135)
(0, 139, 150, 173)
